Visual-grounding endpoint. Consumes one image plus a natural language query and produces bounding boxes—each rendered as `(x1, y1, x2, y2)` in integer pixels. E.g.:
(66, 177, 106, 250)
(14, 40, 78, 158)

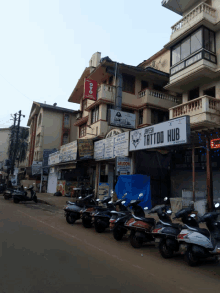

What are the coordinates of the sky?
(0, 0, 180, 128)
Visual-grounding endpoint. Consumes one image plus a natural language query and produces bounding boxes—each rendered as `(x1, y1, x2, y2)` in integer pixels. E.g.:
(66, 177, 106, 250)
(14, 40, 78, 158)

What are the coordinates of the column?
(206, 135, 213, 211)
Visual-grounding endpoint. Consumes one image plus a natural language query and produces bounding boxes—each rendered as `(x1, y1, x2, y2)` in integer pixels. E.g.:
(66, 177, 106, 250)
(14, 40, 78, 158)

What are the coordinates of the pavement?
(1, 196, 220, 293)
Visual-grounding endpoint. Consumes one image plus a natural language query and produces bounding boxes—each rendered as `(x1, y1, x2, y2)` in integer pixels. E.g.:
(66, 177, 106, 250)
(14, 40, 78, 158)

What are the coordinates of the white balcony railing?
(97, 84, 116, 100)
(171, 2, 216, 34)
(170, 95, 220, 119)
(139, 89, 181, 104)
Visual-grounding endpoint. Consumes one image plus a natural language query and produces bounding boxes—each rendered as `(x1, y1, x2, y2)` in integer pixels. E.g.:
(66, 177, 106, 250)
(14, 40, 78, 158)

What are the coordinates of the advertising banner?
(84, 78, 97, 101)
(116, 157, 131, 176)
(78, 139, 93, 159)
(98, 183, 110, 200)
(32, 161, 43, 175)
(60, 141, 77, 162)
(129, 116, 190, 151)
(48, 151, 60, 166)
(109, 109, 136, 129)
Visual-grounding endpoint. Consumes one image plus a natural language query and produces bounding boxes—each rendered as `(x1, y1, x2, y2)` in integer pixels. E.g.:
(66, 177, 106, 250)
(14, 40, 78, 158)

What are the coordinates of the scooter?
(0, 183, 7, 194)
(177, 202, 220, 266)
(12, 186, 38, 203)
(3, 185, 27, 200)
(93, 193, 128, 233)
(64, 193, 96, 224)
(152, 201, 198, 258)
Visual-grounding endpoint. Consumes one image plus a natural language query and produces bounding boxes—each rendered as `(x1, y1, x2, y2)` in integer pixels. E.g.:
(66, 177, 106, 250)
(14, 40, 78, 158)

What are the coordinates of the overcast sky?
(0, 0, 180, 128)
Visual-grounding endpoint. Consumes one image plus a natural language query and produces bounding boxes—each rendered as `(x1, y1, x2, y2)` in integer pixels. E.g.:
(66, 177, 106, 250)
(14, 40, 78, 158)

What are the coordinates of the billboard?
(109, 109, 136, 129)
(84, 78, 97, 101)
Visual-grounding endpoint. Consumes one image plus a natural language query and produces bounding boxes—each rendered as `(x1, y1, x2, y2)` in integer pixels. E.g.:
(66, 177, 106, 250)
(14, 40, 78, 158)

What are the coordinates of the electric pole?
(9, 113, 17, 172)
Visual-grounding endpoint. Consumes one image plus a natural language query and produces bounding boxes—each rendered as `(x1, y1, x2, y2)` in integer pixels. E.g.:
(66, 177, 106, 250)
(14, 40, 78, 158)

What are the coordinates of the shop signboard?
(109, 109, 136, 129)
(98, 182, 110, 200)
(83, 78, 97, 101)
(48, 151, 60, 166)
(94, 131, 129, 160)
(60, 141, 77, 162)
(116, 157, 131, 175)
(129, 116, 190, 152)
(210, 138, 220, 149)
(78, 139, 93, 159)
(32, 161, 43, 175)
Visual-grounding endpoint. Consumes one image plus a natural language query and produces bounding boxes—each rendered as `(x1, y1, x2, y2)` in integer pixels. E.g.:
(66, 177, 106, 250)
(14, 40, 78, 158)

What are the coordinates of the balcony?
(138, 89, 181, 109)
(170, 2, 216, 41)
(97, 84, 116, 101)
(169, 95, 220, 129)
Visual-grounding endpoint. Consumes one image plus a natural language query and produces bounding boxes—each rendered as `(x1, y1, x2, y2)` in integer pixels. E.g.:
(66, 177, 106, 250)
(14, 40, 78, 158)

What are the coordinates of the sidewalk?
(37, 193, 76, 209)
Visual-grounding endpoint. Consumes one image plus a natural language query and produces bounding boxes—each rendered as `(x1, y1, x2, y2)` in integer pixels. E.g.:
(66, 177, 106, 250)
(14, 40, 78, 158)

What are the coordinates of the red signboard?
(84, 78, 97, 101)
(210, 138, 220, 149)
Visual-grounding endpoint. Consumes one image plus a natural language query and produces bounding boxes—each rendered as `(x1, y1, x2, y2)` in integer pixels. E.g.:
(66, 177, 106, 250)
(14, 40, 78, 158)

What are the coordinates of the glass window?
(62, 133, 69, 145)
(141, 80, 148, 91)
(181, 37, 190, 60)
(139, 110, 143, 125)
(64, 114, 69, 127)
(191, 29, 202, 53)
(106, 104, 113, 121)
(172, 45, 181, 65)
(122, 74, 135, 94)
(91, 106, 99, 124)
(204, 28, 210, 51)
(79, 123, 87, 138)
(210, 31, 215, 52)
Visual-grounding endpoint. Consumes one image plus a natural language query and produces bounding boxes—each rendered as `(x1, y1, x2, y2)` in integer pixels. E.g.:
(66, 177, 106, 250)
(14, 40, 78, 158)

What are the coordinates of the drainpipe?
(106, 64, 122, 111)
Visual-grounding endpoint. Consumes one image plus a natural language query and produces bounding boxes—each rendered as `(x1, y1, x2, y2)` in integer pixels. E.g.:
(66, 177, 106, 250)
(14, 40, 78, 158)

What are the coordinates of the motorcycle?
(81, 191, 114, 229)
(152, 200, 198, 258)
(64, 193, 96, 224)
(93, 193, 128, 233)
(177, 202, 220, 266)
(12, 186, 38, 203)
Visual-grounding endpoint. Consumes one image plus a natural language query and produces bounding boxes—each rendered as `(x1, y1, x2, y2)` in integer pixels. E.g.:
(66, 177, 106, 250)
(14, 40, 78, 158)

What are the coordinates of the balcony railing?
(97, 84, 116, 100)
(171, 2, 216, 34)
(138, 89, 181, 104)
(170, 95, 220, 121)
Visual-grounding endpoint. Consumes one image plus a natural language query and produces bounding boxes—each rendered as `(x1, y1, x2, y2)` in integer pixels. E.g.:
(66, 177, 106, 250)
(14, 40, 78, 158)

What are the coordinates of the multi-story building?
(27, 102, 78, 166)
(68, 51, 181, 200)
(162, 0, 220, 209)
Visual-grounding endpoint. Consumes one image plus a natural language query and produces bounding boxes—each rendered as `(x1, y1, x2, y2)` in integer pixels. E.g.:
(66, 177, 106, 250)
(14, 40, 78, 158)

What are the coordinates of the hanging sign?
(84, 78, 97, 101)
(129, 116, 190, 151)
(78, 139, 93, 159)
(109, 109, 136, 129)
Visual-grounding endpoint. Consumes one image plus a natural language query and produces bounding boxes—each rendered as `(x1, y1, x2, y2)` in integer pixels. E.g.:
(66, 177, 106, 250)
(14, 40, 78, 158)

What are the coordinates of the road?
(0, 197, 220, 293)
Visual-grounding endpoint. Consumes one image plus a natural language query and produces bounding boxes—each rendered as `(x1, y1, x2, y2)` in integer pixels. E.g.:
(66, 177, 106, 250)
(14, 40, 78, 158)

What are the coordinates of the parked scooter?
(64, 193, 97, 224)
(12, 186, 38, 203)
(177, 202, 220, 266)
(0, 183, 7, 194)
(3, 185, 26, 200)
(152, 200, 198, 258)
(93, 193, 128, 233)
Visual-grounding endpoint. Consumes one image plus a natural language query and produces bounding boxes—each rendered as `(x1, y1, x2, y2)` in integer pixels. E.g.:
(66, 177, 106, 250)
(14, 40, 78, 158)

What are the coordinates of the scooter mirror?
(108, 201, 113, 204)
(191, 214, 196, 218)
(110, 190, 114, 194)
(78, 196, 82, 199)
(96, 199, 100, 202)
(164, 197, 168, 201)
(139, 193, 144, 198)
(144, 207, 148, 210)
(167, 210, 172, 215)
(122, 201, 126, 205)
(215, 203, 220, 208)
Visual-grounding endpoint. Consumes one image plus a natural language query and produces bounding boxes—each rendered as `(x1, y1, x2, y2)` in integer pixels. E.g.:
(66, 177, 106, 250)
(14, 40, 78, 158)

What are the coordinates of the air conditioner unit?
(76, 112, 82, 120)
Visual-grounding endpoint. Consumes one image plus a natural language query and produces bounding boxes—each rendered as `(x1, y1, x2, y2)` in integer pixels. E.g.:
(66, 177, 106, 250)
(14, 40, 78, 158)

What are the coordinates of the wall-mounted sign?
(129, 116, 190, 152)
(105, 128, 123, 139)
(32, 161, 43, 175)
(116, 157, 131, 176)
(98, 183, 109, 200)
(50, 167, 55, 174)
(84, 78, 97, 101)
(60, 141, 77, 162)
(48, 151, 60, 165)
(210, 138, 220, 149)
(78, 139, 93, 159)
(109, 109, 136, 129)
(94, 131, 129, 160)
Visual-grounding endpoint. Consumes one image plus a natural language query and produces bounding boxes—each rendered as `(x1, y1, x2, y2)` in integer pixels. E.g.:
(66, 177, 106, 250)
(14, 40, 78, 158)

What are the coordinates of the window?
(139, 110, 143, 125)
(141, 80, 149, 91)
(191, 29, 202, 53)
(91, 106, 99, 124)
(122, 74, 135, 94)
(106, 104, 114, 121)
(153, 84, 164, 92)
(62, 133, 69, 145)
(38, 113, 42, 127)
(204, 28, 215, 53)
(151, 110, 169, 124)
(181, 37, 190, 60)
(189, 87, 200, 101)
(204, 86, 215, 98)
(79, 123, 87, 138)
(64, 114, 69, 127)
(82, 100, 87, 112)
(109, 76, 113, 85)
(121, 107, 134, 114)
(172, 45, 181, 65)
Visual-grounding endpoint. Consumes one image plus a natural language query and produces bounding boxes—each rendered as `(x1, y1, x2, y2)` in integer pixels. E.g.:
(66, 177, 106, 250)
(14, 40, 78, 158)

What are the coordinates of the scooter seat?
(170, 223, 181, 229)
(134, 216, 155, 225)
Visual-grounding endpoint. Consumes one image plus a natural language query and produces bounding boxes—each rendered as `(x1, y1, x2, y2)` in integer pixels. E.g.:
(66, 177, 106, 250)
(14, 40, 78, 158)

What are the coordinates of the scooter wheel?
(130, 232, 143, 248)
(159, 240, 174, 259)
(13, 198, 20, 204)
(66, 213, 76, 224)
(94, 221, 106, 233)
(113, 225, 125, 241)
(82, 216, 93, 228)
(33, 196, 38, 203)
(185, 248, 200, 267)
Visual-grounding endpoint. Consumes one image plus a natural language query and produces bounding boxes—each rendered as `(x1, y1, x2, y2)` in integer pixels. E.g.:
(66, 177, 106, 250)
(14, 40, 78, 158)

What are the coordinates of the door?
(47, 172, 58, 194)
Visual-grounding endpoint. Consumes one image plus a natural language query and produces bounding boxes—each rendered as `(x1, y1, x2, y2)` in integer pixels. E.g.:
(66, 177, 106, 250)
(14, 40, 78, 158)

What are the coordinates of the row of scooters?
(2, 185, 38, 203)
(64, 191, 220, 267)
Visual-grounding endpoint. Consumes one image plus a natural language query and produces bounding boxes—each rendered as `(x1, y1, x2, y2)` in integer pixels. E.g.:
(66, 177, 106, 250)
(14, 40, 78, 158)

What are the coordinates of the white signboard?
(60, 141, 77, 162)
(94, 131, 129, 160)
(48, 151, 60, 166)
(109, 109, 136, 129)
(129, 116, 190, 151)
(116, 157, 131, 175)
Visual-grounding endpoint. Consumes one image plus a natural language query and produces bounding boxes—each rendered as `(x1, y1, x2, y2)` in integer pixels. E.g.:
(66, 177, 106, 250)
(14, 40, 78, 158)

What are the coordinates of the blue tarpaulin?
(115, 175, 152, 209)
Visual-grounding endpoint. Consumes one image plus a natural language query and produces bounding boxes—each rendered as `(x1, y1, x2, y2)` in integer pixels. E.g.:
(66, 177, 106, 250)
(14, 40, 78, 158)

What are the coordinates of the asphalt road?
(1, 198, 220, 293)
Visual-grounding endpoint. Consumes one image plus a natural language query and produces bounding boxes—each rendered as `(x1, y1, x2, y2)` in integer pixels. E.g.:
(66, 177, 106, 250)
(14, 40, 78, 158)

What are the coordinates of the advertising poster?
(116, 157, 131, 176)
(98, 183, 110, 200)
(78, 139, 93, 159)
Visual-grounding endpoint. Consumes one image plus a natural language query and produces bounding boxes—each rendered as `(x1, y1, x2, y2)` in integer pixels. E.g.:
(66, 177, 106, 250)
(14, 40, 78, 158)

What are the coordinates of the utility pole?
(9, 113, 17, 161)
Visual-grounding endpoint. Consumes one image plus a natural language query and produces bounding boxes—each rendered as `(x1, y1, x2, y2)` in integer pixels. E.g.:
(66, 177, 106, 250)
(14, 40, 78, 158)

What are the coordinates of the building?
(25, 102, 79, 192)
(67, 51, 181, 200)
(162, 0, 220, 210)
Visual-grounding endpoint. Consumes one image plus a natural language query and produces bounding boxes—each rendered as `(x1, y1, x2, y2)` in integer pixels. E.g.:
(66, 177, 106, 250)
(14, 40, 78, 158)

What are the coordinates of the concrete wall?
(144, 50, 170, 74)
(0, 128, 10, 162)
